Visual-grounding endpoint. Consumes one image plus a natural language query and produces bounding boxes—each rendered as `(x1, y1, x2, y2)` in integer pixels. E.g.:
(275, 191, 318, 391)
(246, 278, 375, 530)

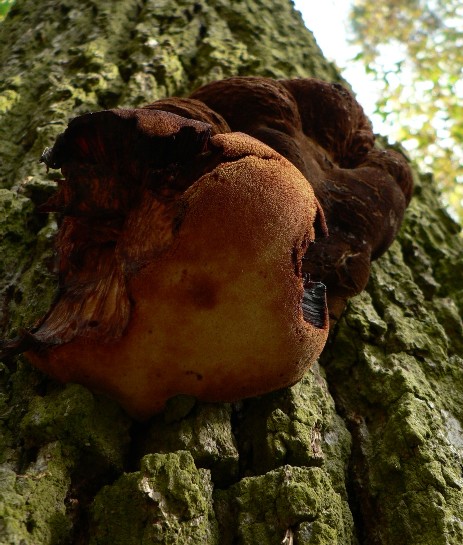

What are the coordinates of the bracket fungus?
(1, 77, 412, 419)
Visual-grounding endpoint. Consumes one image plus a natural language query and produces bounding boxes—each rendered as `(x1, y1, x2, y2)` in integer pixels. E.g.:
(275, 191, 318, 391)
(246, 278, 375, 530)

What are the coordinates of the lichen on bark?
(0, 1, 462, 544)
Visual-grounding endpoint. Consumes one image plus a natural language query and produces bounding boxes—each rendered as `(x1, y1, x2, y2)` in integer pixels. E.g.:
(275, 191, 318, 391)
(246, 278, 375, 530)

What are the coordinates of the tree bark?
(0, 1, 462, 544)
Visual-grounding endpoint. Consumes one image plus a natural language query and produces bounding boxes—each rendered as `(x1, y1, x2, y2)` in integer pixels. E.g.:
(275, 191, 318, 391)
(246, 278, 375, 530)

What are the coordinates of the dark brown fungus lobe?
(2, 100, 328, 419)
(192, 76, 413, 320)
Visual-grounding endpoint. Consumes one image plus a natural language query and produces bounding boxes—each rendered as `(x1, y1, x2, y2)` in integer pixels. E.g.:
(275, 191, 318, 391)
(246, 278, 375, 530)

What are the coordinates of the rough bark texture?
(0, 1, 462, 544)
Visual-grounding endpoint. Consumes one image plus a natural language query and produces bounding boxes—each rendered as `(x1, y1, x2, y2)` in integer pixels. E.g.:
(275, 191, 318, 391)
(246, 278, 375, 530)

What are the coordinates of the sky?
(293, 2, 463, 216)
(293, 0, 383, 132)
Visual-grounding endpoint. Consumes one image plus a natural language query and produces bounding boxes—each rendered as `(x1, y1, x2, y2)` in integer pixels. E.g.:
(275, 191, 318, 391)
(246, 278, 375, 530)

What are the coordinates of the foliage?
(0, 0, 14, 21)
(349, 0, 463, 222)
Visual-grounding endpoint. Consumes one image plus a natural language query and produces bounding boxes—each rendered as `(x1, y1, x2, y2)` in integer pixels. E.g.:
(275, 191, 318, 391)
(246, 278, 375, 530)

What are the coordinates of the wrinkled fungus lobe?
(192, 77, 413, 319)
(2, 77, 412, 419)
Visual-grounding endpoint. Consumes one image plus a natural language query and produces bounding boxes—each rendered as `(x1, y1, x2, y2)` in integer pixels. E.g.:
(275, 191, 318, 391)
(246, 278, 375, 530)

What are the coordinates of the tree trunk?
(0, 1, 462, 544)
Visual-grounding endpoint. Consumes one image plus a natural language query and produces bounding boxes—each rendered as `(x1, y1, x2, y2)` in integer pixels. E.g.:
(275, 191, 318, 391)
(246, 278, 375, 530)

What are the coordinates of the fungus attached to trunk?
(1, 76, 413, 419)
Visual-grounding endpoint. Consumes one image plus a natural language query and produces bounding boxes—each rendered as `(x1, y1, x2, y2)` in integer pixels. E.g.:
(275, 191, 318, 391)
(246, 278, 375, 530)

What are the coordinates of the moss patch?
(20, 383, 131, 472)
(90, 451, 219, 545)
(215, 465, 354, 545)
(0, 442, 73, 545)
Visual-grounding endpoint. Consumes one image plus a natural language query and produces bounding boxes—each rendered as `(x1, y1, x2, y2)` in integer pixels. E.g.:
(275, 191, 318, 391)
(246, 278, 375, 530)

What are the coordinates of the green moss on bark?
(322, 172, 463, 544)
(215, 465, 353, 545)
(90, 451, 219, 545)
(19, 384, 131, 472)
(233, 364, 352, 499)
(0, 442, 73, 545)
